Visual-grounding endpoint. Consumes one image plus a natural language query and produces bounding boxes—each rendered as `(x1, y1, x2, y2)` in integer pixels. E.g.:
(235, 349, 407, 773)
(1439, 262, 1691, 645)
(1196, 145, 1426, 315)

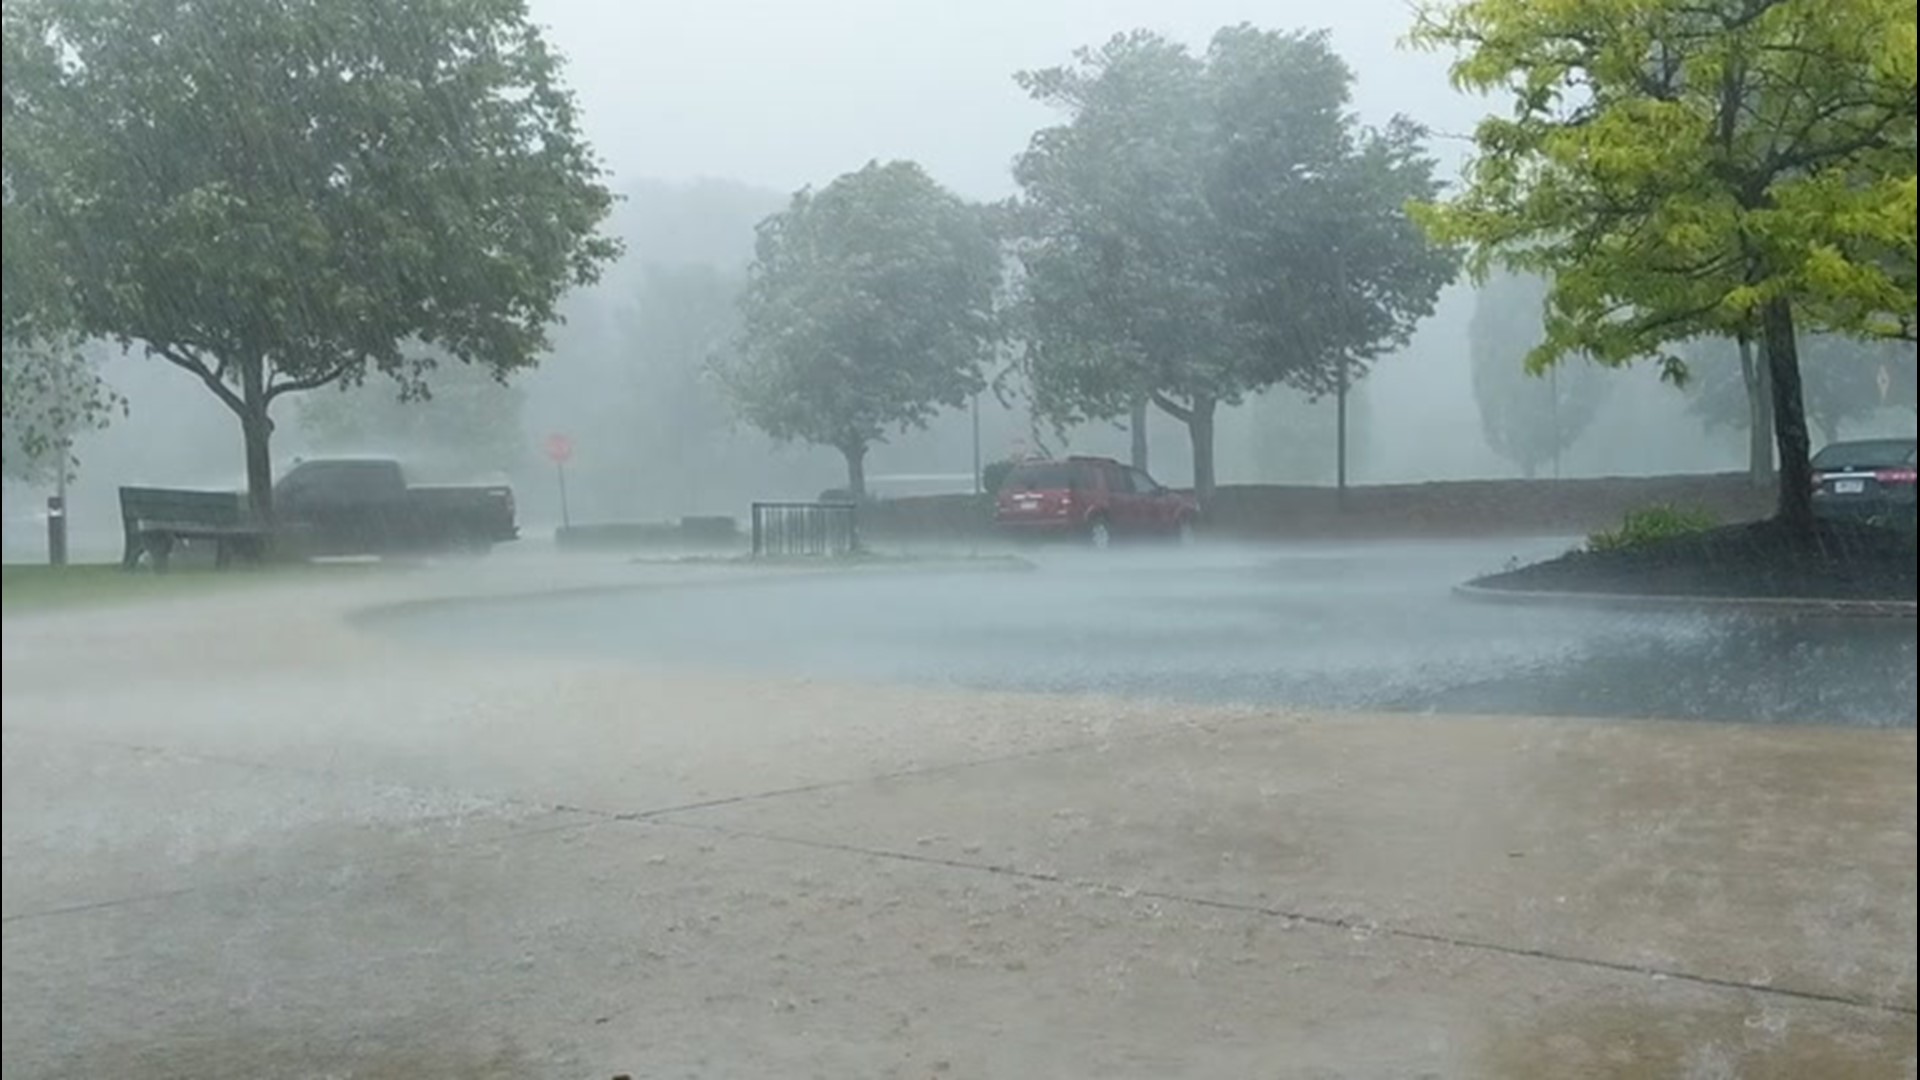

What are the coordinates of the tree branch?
(151, 343, 246, 416)
(1612, 296, 1733, 347)
(265, 361, 357, 402)
(1148, 390, 1192, 423)
(1767, 115, 1905, 178)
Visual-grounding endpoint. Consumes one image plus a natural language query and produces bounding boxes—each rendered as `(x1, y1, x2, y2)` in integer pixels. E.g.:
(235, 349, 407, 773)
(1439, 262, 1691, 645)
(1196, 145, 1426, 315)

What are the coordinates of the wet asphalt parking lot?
(377, 539, 1918, 728)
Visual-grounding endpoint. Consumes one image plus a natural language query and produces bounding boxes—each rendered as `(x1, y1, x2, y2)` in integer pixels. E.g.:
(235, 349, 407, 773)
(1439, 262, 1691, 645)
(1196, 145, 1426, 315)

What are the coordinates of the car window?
(1105, 465, 1135, 494)
(310, 462, 400, 500)
(1129, 469, 1160, 494)
(1003, 464, 1079, 491)
(1812, 440, 1919, 471)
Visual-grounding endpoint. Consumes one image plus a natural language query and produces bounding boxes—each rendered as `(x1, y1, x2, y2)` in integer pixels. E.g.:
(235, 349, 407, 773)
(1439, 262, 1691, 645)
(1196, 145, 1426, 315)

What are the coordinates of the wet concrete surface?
(3, 547, 1915, 1078)
(377, 540, 1918, 728)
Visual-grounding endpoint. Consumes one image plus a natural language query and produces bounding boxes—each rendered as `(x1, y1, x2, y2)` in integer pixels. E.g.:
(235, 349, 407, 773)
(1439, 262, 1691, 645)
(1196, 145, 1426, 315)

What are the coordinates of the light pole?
(1333, 244, 1350, 508)
(47, 452, 68, 567)
(1550, 363, 1562, 480)
(971, 391, 982, 495)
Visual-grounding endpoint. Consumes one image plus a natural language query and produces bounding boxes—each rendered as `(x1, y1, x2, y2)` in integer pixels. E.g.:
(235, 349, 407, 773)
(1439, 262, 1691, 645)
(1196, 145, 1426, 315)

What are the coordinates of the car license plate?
(1834, 479, 1866, 494)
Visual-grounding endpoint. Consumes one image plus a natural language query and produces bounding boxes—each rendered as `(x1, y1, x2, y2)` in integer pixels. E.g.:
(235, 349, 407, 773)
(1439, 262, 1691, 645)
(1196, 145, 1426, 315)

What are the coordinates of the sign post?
(545, 433, 575, 529)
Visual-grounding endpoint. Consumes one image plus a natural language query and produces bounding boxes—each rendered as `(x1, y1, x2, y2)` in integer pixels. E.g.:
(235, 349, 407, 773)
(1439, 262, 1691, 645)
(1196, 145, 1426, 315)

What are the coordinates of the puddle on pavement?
(56, 1029, 559, 1080)
(1475, 999, 1917, 1079)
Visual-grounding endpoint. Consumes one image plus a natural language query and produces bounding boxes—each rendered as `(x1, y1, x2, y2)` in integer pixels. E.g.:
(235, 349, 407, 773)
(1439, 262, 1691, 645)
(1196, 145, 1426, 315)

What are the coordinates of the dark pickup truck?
(120, 456, 517, 568)
(275, 457, 517, 557)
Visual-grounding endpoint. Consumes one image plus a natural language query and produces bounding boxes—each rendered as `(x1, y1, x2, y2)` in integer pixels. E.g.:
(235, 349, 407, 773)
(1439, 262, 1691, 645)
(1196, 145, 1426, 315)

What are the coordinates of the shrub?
(1588, 504, 1717, 553)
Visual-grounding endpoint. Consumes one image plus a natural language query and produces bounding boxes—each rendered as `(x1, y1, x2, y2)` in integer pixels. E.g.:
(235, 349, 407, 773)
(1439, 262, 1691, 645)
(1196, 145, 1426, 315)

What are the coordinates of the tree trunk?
(841, 442, 867, 501)
(1737, 333, 1775, 488)
(1129, 397, 1150, 472)
(1187, 396, 1217, 511)
(1760, 297, 1813, 537)
(238, 356, 276, 525)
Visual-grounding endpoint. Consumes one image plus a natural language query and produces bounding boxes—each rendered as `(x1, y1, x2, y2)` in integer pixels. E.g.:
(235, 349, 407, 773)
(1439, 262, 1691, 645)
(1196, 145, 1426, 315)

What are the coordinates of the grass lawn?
(1, 561, 378, 615)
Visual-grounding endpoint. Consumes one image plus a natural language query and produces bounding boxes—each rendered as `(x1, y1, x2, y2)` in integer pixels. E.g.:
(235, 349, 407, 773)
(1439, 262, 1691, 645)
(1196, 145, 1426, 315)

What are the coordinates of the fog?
(6, 5, 1916, 1076)
(5, 0, 1914, 546)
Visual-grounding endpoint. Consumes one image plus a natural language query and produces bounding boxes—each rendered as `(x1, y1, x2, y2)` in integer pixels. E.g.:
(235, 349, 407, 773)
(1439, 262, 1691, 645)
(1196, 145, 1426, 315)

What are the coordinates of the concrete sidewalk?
(4, 560, 1914, 1078)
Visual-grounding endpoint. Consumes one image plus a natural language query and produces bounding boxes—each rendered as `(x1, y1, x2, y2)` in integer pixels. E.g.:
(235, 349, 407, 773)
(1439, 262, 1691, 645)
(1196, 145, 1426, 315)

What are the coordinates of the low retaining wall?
(556, 518, 742, 552)
(859, 473, 1775, 541)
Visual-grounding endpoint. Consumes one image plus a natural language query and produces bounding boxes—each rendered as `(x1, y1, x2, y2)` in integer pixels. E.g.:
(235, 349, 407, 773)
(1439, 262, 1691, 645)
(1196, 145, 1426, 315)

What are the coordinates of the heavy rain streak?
(2, 0, 1915, 1077)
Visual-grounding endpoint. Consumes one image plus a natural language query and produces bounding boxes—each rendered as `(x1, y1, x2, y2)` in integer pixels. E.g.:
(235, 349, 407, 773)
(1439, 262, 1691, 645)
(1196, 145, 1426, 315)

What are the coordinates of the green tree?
(1, 2, 68, 343)
(718, 160, 1001, 498)
(2, 0, 618, 522)
(1409, 0, 1918, 534)
(2, 4, 115, 469)
(295, 356, 527, 476)
(1012, 27, 1455, 506)
(1468, 272, 1610, 478)
(1, 337, 118, 484)
(1011, 31, 1226, 487)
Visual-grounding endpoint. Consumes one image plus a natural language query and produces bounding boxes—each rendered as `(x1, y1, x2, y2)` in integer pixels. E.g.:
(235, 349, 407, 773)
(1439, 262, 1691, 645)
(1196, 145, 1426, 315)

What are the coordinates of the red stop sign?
(544, 433, 574, 464)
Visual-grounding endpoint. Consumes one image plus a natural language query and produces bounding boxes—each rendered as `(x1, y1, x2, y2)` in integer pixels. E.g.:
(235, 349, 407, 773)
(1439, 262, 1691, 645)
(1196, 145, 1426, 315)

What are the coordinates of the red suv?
(992, 456, 1199, 547)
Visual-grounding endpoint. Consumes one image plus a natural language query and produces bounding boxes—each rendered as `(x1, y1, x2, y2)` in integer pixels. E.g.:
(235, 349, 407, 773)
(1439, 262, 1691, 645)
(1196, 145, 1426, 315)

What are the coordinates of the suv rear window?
(1002, 463, 1082, 492)
(1812, 440, 1917, 471)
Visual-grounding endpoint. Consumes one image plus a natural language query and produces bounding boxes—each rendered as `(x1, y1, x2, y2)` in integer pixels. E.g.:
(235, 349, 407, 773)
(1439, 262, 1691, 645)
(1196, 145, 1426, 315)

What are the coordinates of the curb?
(1452, 582, 1918, 620)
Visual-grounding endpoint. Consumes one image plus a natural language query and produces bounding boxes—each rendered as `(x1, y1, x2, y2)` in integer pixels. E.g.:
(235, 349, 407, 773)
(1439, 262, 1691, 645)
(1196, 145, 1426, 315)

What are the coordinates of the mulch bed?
(1471, 519, 1917, 602)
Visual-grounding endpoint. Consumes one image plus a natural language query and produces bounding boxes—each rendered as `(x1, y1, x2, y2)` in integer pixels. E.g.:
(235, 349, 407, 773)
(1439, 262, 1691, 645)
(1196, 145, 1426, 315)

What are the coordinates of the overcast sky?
(527, 0, 1491, 199)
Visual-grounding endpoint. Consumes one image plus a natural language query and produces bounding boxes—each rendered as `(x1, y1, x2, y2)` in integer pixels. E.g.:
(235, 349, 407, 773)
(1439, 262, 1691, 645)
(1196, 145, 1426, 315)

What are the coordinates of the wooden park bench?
(119, 486, 272, 572)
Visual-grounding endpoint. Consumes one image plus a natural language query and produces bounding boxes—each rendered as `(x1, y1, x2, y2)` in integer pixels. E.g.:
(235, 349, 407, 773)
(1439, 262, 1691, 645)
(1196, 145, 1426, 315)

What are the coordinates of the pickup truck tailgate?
(408, 484, 518, 541)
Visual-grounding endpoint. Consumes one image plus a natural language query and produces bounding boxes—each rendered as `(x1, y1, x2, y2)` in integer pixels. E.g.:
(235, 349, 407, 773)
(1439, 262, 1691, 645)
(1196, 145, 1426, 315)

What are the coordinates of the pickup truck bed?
(117, 457, 517, 566)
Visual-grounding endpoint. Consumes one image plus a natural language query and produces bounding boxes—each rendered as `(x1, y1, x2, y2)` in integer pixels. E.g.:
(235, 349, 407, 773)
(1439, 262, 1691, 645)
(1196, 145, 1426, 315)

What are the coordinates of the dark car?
(1811, 437, 1917, 530)
(992, 456, 1198, 547)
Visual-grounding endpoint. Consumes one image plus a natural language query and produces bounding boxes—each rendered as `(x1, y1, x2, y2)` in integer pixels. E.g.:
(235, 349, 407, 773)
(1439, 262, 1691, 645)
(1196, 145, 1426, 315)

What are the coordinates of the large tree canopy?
(1409, 0, 1918, 532)
(718, 160, 1001, 497)
(2, 0, 619, 520)
(1012, 32, 1226, 434)
(1, 2, 116, 471)
(1012, 26, 1456, 505)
